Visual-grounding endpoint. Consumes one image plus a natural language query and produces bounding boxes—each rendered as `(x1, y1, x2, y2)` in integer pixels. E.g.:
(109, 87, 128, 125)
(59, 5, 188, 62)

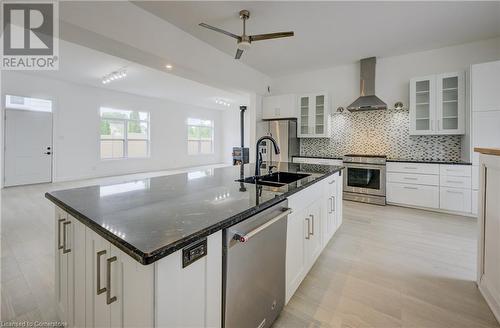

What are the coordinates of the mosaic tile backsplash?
(300, 108, 462, 161)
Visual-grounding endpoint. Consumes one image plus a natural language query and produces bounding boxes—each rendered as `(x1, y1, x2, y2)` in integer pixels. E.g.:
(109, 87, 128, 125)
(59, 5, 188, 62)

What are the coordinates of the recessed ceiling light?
(165, 64, 173, 70)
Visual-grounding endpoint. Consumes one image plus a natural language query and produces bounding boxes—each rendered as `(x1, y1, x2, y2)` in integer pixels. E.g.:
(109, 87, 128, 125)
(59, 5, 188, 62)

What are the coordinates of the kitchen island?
(46, 161, 343, 328)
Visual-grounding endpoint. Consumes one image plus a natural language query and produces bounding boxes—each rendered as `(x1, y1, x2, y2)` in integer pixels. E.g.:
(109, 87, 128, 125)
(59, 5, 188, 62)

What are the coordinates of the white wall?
(271, 37, 500, 111)
(2, 71, 226, 182)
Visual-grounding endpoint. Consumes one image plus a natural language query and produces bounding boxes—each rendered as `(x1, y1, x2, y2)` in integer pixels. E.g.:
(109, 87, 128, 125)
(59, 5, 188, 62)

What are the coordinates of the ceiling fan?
(199, 10, 294, 59)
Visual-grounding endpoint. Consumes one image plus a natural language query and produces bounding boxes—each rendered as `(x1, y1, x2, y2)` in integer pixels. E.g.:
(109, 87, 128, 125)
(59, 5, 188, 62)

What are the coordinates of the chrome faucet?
(255, 136, 280, 176)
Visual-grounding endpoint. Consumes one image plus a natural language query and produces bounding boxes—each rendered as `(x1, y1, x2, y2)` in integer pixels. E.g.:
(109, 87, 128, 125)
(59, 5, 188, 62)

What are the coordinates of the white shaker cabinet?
(477, 151, 500, 323)
(55, 210, 86, 328)
(85, 229, 155, 328)
(471, 60, 500, 112)
(297, 93, 330, 138)
(322, 173, 339, 246)
(262, 94, 297, 119)
(410, 72, 465, 135)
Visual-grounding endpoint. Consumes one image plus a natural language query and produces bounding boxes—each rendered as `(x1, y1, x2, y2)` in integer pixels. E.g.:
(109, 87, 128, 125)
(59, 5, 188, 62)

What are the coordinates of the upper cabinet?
(410, 72, 465, 135)
(297, 93, 330, 138)
(262, 94, 297, 119)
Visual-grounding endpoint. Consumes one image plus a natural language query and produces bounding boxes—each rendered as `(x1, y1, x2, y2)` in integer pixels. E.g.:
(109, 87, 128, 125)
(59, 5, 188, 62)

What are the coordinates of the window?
(187, 118, 214, 155)
(100, 107, 150, 159)
(5, 95, 52, 112)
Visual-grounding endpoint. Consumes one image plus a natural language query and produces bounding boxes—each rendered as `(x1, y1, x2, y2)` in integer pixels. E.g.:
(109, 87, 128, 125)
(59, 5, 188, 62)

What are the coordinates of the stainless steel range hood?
(347, 57, 387, 112)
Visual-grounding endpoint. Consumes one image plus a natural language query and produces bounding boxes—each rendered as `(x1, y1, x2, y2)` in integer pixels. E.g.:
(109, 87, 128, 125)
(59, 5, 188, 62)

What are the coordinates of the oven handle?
(233, 208, 292, 243)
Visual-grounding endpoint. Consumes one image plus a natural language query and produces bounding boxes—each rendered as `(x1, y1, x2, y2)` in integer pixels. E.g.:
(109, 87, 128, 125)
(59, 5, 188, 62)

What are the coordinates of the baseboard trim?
(386, 202, 477, 218)
(479, 280, 500, 324)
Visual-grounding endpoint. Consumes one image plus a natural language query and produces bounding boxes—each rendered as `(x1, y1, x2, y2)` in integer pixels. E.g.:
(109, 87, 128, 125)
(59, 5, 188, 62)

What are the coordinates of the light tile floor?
(1, 167, 499, 327)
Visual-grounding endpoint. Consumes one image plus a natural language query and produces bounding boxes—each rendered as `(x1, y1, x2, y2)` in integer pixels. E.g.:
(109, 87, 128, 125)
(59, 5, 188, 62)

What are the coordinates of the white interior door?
(4, 108, 53, 186)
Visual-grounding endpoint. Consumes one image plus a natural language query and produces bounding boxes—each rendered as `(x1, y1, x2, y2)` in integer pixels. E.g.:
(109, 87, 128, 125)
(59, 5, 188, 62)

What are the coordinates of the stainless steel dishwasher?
(223, 200, 291, 328)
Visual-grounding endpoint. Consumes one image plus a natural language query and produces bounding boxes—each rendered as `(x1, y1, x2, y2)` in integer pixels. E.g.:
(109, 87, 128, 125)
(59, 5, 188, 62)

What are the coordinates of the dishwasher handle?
(233, 208, 292, 243)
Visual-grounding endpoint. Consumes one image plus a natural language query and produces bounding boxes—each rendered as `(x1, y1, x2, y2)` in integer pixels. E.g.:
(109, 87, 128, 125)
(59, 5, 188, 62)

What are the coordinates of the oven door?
(343, 163, 386, 197)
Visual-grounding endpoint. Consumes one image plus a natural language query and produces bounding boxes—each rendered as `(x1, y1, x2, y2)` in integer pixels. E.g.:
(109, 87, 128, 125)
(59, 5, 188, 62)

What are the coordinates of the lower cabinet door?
(55, 209, 68, 322)
(86, 229, 111, 328)
(440, 187, 472, 213)
(306, 201, 323, 267)
(285, 207, 307, 303)
(336, 173, 343, 229)
(387, 183, 439, 209)
(322, 175, 337, 247)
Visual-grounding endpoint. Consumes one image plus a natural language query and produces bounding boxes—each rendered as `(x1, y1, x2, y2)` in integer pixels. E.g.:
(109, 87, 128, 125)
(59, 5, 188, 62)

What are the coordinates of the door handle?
(305, 217, 311, 239)
(310, 214, 314, 236)
(62, 221, 71, 254)
(57, 218, 65, 250)
(106, 256, 117, 305)
(97, 250, 107, 295)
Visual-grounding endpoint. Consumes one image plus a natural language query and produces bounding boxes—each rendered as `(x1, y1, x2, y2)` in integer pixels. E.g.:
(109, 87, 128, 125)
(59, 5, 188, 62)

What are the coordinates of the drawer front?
(387, 172, 439, 186)
(288, 178, 323, 210)
(387, 162, 439, 175)
(387, 183, 439, 209)
(439, 175, 471, 189)
(440, 187, 471, 213)
(439, 165, 472, 177)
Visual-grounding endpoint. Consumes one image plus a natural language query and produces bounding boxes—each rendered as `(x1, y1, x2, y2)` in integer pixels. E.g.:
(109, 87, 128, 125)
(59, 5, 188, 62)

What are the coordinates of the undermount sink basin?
(236, 172, 311, 187)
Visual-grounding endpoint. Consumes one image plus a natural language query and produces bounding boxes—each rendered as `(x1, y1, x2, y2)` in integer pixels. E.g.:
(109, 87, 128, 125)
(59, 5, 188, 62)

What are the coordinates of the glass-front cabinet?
(410, 72, 464, 135)
(297, 93, 329, 138)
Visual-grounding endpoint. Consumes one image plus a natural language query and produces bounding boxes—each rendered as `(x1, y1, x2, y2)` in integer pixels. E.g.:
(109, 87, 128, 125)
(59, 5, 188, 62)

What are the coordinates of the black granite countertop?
(46, 162, 343, 265)
(293, 155, 471, 165)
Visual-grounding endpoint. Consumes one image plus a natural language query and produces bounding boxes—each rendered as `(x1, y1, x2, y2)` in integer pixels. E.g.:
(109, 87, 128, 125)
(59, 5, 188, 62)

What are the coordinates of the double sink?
(236, 171, 311, 187)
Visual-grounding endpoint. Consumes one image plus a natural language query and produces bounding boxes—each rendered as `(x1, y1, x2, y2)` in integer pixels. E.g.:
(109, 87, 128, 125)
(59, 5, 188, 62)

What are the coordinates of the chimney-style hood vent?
(347, 57, 387, 112)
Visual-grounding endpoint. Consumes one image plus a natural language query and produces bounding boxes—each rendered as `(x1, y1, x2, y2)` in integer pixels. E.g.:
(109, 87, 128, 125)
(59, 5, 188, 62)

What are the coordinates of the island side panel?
(155, 230, 222, 328)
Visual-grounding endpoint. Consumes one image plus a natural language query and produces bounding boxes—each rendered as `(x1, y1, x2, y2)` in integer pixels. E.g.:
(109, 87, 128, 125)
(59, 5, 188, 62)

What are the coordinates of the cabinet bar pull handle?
(328, 197, 332, 214)
(310, 214, 315, 236)
(305, 218, 311, 239)
(57, 218, 65, 250)
(404, 177, 418, 180)
(106, 256, 117, 305)
(62, 221, 71, 254)
(332, 196, 335, 212)
(404, 186, 419, 190)
(446, 190, 462, 194)
(329, 179, 335, 185)
(404, 167, 417, 170)
(233, 208, 292, 242)
(96, 250, 107, 295)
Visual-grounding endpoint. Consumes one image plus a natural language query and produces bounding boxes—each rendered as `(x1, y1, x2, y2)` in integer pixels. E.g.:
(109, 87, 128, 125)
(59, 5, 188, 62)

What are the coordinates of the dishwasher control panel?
(182, 238, 207, 268)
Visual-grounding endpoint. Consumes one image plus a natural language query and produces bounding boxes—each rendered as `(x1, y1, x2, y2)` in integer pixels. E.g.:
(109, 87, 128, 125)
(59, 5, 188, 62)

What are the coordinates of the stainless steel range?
(343, 154, 386, 205)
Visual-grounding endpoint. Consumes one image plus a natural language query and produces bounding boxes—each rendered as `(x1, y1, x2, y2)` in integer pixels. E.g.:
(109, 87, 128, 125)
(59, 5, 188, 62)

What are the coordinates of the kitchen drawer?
(288, 178, 323, 210)
(387, 183, 439, 209)
(439, 165, 471, 177)
(386, 162, 439, 175)
(440, 187, 471, 213)
(387, 172, 439, 186)
(439, 175, 471, 189)
(472, 190, 479, 215)
(472, 165, 479, 190)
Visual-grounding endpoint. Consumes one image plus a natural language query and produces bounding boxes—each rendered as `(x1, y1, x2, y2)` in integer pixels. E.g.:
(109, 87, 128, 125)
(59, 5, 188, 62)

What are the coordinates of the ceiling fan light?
(238, 40, 251, 51)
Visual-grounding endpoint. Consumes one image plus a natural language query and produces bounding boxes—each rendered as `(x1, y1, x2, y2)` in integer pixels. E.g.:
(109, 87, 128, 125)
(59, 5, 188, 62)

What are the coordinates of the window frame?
(187, 118, 215, 156)
(99, 108, 151, 160)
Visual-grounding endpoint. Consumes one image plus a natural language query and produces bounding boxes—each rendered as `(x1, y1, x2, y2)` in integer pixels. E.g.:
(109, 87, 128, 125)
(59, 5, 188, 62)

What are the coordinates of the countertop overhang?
(46, 162, 343, 265)
(474, 147, 500, 156)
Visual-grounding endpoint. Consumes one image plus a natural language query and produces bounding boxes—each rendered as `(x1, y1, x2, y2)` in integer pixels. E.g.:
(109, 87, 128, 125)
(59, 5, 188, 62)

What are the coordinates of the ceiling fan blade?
(250, 31, 294, 42)
(199, 23, 241, 40)
(235, 48, 244, 59)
